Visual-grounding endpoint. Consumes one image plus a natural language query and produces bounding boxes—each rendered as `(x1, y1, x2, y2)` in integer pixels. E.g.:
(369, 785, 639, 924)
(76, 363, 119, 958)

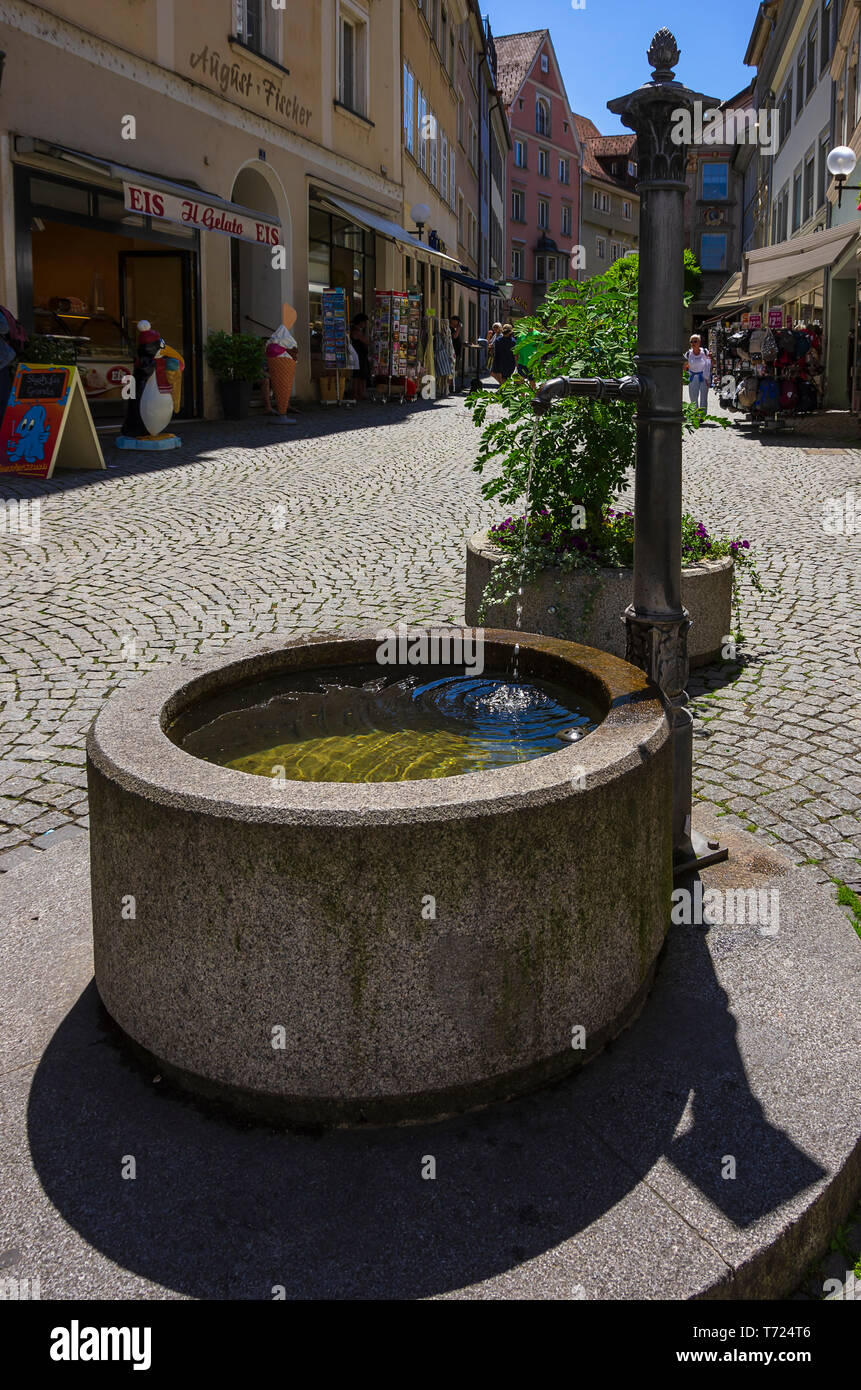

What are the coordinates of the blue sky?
(485, 0, 758, 134)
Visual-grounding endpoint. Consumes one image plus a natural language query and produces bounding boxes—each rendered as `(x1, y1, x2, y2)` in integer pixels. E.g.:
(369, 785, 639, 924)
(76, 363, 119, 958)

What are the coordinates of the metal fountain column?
(532, 29, 727, 875)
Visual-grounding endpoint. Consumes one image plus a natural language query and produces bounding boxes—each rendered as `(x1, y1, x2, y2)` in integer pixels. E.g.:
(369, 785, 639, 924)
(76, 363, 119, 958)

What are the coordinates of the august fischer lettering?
(188, 45, 311, 127)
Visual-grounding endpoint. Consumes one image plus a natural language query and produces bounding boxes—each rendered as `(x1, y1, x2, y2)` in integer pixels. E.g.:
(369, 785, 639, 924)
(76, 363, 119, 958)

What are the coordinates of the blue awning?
(442, 269, 501, 294)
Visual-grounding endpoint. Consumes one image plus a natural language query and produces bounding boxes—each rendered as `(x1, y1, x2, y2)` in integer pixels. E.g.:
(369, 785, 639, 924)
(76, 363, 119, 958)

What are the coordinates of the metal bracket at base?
(673, 828, 729, 880)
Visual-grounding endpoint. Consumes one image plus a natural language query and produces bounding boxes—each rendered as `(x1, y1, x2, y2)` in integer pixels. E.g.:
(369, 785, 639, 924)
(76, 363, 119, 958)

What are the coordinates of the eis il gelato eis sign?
(123, 183, 280, 246)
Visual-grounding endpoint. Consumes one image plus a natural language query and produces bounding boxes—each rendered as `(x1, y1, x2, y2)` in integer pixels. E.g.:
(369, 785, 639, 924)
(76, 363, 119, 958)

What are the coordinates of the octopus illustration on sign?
(6, 405, 51, 463)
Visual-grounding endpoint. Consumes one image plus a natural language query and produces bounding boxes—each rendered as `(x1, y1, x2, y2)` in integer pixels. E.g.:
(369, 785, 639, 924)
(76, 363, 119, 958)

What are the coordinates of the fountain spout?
(532, 374, 647, 415)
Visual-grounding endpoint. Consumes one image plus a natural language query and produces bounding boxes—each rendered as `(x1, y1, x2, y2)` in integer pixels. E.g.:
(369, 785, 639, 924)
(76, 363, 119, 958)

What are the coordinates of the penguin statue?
(116, 320, 185, 450)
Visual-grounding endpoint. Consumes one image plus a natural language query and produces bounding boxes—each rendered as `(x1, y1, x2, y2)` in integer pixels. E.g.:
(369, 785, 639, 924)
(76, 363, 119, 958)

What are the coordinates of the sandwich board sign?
(0, 364, 105, 478)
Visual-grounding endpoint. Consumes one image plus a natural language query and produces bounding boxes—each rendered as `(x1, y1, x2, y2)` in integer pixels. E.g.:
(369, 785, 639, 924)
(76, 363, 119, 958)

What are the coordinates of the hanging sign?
(0, 364, 105, 478)
(122, 182, 280, 246)
(747, 312, 762, 329)
(768, 309, 784, 330)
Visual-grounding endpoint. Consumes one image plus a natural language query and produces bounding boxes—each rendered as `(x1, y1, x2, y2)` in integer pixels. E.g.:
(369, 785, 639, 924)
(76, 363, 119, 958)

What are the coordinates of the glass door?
(119, 251, 198, 417)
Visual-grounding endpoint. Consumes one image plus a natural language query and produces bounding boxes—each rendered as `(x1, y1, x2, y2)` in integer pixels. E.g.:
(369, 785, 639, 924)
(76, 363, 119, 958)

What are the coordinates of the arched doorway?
(229, 163, 292, 339)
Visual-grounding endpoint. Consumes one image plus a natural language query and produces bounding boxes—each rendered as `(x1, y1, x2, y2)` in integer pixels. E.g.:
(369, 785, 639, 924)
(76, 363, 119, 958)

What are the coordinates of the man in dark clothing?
(449, 316, 464, 392)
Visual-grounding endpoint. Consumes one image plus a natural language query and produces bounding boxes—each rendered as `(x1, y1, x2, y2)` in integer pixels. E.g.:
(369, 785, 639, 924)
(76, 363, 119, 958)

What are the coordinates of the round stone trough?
(86, 629, 673, 1126)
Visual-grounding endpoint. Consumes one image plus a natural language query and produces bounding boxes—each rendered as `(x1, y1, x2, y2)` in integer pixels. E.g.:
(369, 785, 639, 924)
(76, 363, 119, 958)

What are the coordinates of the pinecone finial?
(648, 28, 680, 82)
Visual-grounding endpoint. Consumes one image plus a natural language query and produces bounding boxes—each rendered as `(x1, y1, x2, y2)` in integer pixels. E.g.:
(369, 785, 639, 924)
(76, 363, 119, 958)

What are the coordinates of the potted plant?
(464, 259, 761, 665)
(203, 331, 266, 420)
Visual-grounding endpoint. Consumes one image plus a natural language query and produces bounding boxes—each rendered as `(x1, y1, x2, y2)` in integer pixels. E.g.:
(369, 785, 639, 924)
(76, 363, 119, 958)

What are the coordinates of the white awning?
(742, 223, 859, 293)
(14, 137, 281, 245)
(708, 270, 799, 311)
(319, 193, 461, 269)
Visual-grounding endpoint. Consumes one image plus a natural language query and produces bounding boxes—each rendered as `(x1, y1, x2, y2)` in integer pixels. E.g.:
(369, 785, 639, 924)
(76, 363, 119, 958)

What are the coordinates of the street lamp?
(497, 280, 514, 299)
(410, 202, 431, 241)
(826, 146, 860, 207)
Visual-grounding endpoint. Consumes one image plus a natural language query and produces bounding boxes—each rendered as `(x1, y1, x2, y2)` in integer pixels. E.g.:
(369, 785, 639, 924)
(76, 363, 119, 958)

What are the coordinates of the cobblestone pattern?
(0, 398, 859, 890)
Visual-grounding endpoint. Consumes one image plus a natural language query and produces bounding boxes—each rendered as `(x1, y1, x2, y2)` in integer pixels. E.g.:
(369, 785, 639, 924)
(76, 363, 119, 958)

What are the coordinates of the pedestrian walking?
(684, 334, 711, 412)
(490, 323, 517, 383)
(486, 321, 502, 374)
(350, 313, 372, 402)
(449, 315, 464, 391)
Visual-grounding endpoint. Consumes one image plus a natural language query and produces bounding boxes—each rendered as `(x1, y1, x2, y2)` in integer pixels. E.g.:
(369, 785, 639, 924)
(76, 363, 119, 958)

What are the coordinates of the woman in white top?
(683, 334, 711, 412)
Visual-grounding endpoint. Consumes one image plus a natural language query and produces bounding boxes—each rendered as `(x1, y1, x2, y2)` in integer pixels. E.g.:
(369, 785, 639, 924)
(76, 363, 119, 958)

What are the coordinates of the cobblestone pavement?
(0, 396, 859, 892)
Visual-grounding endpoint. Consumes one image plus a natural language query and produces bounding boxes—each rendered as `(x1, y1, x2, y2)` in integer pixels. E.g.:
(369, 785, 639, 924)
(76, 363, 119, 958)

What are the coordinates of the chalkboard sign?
(0, 363, 104, 477)
(18, 370, 68, 399)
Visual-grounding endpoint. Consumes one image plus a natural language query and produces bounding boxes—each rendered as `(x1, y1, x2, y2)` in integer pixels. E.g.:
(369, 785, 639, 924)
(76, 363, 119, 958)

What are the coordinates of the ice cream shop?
(9, 138, 281, 422)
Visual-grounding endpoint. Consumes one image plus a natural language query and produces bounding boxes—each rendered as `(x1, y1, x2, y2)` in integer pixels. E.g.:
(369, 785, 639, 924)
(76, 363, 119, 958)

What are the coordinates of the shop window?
(29, 178, 91, 216)
(701, 162, 728, 200)
(699, 233, 726, 271)
(338, 2, 369, 117)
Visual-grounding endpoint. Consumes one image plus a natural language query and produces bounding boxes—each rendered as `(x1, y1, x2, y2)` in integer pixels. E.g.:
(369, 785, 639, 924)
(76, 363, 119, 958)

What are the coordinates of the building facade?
(0, 0, 462, 413)
(682, 87, 752, 325)
(495, 29, 581, 318)
(572, 116, 639, 280)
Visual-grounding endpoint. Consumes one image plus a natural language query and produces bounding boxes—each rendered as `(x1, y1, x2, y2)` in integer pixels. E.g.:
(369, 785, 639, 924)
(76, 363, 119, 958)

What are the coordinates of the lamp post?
(533, 29, 727, 875)
(410, 202, 430, 242)
(826, 146, 861, 207)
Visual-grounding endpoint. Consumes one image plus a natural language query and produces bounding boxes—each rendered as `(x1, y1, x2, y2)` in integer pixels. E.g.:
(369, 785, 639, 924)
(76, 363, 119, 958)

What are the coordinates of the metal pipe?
(532, 374, 646, 413)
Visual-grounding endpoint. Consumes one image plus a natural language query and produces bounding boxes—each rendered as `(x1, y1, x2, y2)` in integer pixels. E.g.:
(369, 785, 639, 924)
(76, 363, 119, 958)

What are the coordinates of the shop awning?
(14, 137, 281, 245)
(707, 269, 798, 311)
(441, 269, 501, 294)
(742, 223, 859, 293)
(317, 193, 461, 269)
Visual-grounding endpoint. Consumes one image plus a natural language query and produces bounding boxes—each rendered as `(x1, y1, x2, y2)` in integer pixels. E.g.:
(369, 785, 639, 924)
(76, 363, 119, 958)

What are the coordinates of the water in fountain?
(171, 662, 601, 783)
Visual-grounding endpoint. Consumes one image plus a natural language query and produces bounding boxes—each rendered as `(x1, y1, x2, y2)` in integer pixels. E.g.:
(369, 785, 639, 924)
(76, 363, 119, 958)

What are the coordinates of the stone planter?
(87, 629, 673, 1127)
(465, 533, 734, 668)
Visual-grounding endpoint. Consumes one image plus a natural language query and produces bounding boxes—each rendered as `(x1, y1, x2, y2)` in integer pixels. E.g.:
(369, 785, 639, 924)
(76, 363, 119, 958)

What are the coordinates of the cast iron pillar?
(608, 31, 725, 873)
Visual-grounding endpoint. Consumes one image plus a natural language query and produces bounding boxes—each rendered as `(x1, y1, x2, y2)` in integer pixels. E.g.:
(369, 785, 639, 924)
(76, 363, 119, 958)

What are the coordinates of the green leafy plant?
(203, 330, 265, 383)
(22, 334, 76, 366)
(465, 262, 750, 624)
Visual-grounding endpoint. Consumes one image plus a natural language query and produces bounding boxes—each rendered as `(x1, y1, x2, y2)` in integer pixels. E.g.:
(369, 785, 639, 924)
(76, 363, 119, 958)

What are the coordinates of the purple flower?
(742, 540, 750, 549)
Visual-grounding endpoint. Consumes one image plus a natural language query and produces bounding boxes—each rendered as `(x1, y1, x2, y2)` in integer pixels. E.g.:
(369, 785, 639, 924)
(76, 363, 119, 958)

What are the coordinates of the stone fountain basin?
(86, 629, 673, 1126)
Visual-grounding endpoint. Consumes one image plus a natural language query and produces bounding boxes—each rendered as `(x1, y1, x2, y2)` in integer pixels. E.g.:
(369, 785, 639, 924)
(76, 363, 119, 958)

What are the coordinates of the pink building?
(495, 29, 582, 318)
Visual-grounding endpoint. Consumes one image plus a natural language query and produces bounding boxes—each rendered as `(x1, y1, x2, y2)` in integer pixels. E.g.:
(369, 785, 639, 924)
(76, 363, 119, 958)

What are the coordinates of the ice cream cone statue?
(116, 321, 185, 450)
(262, 302, 299, 418)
